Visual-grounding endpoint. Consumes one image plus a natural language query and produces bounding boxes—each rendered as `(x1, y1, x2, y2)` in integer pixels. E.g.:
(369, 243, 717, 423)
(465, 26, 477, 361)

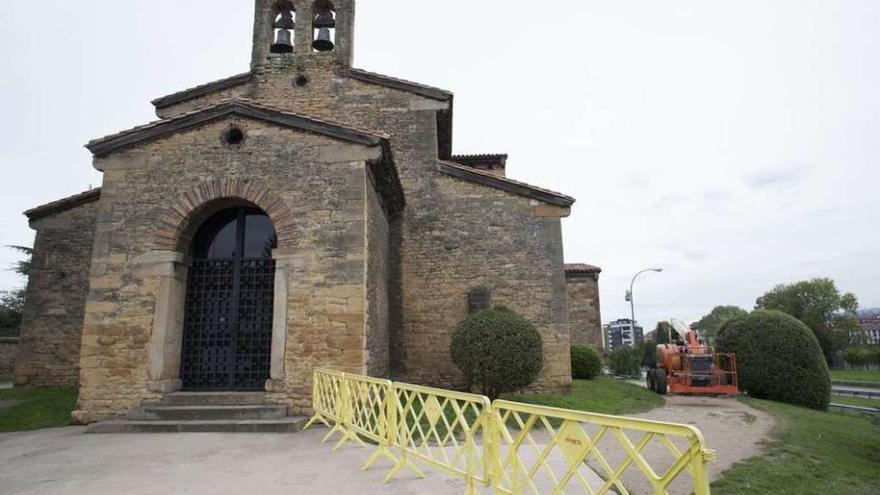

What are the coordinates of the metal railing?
(306, 368, 715, 495)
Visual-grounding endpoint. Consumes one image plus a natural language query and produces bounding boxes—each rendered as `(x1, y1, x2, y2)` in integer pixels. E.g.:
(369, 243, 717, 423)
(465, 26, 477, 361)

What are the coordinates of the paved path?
(0, 396, 774, 495)
(0, 427, 475, 495)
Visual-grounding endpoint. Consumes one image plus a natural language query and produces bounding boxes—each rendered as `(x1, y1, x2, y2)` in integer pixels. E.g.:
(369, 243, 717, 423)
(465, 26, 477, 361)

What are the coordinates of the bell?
(270, 29, 293, 54)
(313, 10, 336, 29)
(312, 27, 335, 52)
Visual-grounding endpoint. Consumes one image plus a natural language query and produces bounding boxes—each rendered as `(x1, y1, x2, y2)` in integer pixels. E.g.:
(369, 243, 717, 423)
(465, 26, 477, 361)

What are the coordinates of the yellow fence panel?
(303, 369, 359, 446)
(307, 370, 715, 495)
(342, 373, 409, 472)
(490, 400, 715, 495)
(387, 382, 492, 495)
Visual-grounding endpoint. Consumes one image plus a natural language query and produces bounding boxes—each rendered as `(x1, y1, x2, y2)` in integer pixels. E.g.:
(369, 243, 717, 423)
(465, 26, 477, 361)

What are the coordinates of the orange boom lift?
(646, 320, 739, 396)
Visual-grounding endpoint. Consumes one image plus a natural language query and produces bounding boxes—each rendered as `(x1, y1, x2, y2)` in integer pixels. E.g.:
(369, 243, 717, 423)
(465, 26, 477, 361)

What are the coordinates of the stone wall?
(150, 62, 572, 394)
(365, 168, 391, 378)
(393, 174, 572, 393)
(0, 338, 18, 376)
(75, 119, 379, 421)
(15, 201, 98, 387)
(566, 273, 603, 350)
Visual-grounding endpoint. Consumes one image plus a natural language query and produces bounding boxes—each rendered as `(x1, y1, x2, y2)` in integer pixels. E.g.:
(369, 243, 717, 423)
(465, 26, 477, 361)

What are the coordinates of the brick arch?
(153, 178, 296, 252)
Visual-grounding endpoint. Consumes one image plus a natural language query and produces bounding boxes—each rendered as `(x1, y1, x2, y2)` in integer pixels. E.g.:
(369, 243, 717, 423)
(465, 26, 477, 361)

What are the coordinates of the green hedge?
(451, 306, 543, 400)
(571, 346, 603, 380)
(716, 310, 831, 410)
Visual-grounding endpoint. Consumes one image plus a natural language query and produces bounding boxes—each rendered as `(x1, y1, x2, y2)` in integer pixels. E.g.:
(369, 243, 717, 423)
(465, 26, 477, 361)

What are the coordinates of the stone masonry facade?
(16, 195, 99, 387)
(17, 0, 601, 421)
(565, 264, 604, 350)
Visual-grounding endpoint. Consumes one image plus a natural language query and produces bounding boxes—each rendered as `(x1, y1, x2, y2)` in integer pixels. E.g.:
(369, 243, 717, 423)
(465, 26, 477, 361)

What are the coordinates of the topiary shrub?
(571, 345, 603, 380)
(451, 306, 543, 400)
(607, 346, 641, 377)
(716, 310, 831, 410)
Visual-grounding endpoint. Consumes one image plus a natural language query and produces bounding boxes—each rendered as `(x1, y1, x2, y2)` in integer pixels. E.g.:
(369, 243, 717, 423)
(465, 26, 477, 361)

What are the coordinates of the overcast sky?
(1, 1, 877, 332)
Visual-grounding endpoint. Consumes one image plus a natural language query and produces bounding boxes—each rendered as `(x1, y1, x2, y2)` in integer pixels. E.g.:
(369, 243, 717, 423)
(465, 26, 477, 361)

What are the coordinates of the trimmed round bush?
(716, 310, 831, 410)
(451, 306, 543, 400)
(571, 345, 603, 380)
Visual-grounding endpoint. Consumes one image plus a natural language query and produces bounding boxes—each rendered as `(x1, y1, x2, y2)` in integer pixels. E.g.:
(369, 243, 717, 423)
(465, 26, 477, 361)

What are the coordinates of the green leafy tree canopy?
(755, 278, 858, 362)
(697, 306, 748, 345)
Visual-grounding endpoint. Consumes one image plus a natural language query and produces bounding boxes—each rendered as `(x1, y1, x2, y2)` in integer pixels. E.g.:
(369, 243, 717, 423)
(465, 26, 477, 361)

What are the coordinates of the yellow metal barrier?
(308, 370, 715, 495)
(491, 400, 715, 495)
(387, 382, 492, 495)
(304, 369, 364, 448)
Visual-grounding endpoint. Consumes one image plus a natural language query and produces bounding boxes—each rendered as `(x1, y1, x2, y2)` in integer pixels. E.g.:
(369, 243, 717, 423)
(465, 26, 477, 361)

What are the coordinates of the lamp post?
(626, 268, 663, 344)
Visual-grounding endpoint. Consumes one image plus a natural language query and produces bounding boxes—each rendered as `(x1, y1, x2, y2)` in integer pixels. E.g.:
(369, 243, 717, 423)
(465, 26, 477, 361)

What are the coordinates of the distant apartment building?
(861, 316, 880, 345)
(603, 319, 645, 350)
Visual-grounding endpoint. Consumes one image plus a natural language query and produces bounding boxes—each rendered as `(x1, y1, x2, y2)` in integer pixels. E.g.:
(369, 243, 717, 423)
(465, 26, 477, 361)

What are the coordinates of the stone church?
(14, 0, 602, 426)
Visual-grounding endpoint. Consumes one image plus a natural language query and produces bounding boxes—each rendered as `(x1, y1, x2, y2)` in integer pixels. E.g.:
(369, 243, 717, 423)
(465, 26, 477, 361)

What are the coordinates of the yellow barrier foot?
(332, 430, 368, 451)
(384, 456, 426, 483)
(302, 414, 330, 432)
(362, 446, 398, 471)
(321, 424, 342, 443)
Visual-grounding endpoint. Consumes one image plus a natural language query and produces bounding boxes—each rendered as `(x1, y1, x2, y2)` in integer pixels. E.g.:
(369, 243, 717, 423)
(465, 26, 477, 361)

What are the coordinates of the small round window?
(224, 127, 245, 145)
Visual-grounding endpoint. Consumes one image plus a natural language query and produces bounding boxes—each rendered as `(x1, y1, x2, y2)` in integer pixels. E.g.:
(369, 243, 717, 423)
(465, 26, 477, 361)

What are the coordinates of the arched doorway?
(180, 206, 277, 391)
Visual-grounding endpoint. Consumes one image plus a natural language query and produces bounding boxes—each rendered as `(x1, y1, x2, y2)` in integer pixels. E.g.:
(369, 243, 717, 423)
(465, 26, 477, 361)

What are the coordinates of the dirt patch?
(619, 395, 776, 494)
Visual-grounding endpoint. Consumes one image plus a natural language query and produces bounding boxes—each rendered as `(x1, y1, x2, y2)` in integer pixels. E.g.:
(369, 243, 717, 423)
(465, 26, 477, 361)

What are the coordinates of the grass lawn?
(503, 377, 664, 415)
(0, 388, 78, 432)
(830, 370, 880, 383)
(711, 398, 880, 495)
(831, 395, 880, 409)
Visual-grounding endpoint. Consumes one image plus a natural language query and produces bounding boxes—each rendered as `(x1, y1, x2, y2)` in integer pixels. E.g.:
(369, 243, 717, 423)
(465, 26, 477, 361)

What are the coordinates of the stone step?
(132, 405, 288, 421)
(157, 392, 269, 407)
(86, 417, 308, 434)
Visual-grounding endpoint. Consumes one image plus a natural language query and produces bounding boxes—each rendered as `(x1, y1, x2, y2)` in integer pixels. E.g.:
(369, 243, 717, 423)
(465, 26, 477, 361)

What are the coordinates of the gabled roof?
(347, 69, 453, 102)
(450, 154, 508, 171)
(151, 72, 253, 109)
(437, 161, 575, 208)
(149, 68, 455, 159)
(565, 263, 602, 275)
(87, 99, 389, 158)
(25, 188, 102, 221)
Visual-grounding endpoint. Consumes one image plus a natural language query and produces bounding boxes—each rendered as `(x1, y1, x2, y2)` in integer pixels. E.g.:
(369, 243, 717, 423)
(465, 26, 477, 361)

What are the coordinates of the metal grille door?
(180, 208, 276, 391)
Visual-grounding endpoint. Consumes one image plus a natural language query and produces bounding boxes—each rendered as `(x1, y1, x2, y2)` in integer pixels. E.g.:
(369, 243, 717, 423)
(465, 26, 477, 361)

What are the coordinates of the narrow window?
(270, 2, 296, 54)
(312, 1, 336, 52)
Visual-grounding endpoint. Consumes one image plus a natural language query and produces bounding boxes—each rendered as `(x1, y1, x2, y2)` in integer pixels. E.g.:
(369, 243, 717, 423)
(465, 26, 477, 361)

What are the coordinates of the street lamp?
(626, 268, 663, 344)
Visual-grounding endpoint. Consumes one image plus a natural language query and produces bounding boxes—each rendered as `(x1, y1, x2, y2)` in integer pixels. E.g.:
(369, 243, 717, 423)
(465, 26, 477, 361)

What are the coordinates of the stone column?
(266, 250, 305, 390)
(142, 251, 188, 394)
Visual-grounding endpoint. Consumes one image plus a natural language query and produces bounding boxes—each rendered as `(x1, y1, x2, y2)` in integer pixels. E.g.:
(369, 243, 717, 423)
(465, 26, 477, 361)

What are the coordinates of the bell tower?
(251, 0, 355, 70)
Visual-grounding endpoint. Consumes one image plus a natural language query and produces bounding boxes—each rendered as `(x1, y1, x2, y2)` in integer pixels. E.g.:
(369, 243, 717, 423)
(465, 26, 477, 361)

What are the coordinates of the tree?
(697, 306, 748, 345)
(607, 346, 641, 377)
(0, 245, 32, 337)
(653, 322, 673, 345)
(755, 278, 858, 363)
(641, 342, 657, 368)
(7, 245, 32, 278)
(450, 306, 543, 400)
(0, 290, 25, 337)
